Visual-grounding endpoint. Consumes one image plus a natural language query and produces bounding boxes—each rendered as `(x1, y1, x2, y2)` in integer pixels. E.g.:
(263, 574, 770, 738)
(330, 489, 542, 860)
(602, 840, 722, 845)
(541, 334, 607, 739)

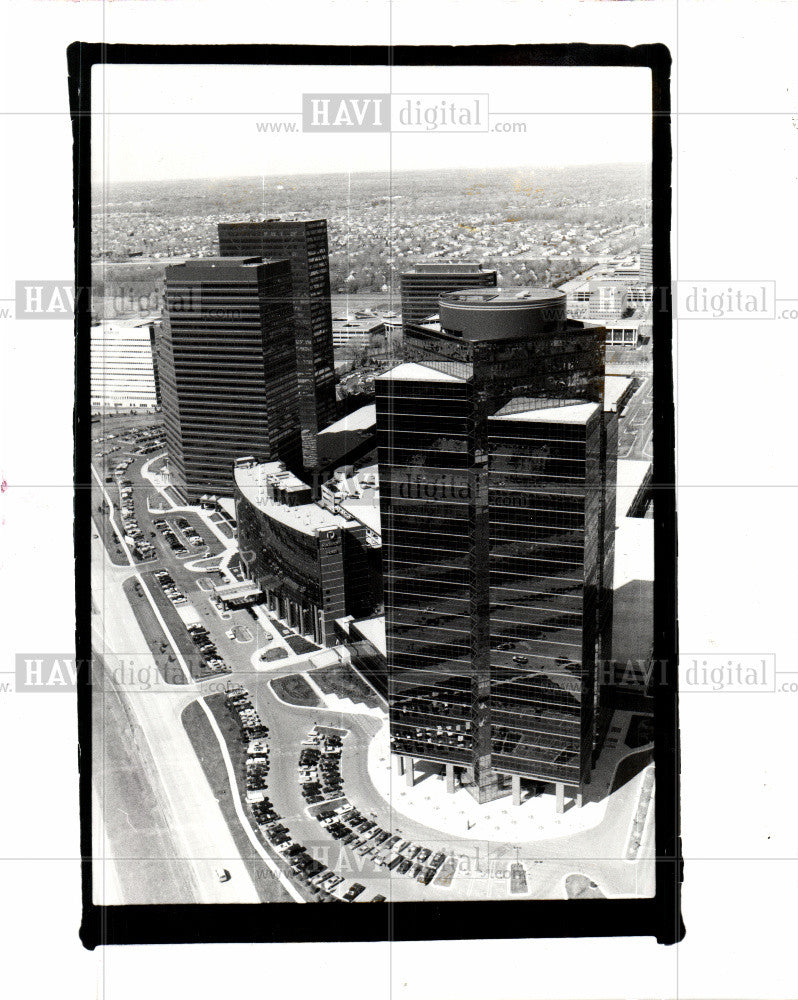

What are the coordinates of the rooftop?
(616, 459, 652, 525)
(441, 287, 566, 307)
(491, 399, 600, 424)
(318, 404, 376, 438)
(351, 615, 386, 657)
(323, 463, 381, 536)
(332, 316, 384, 333)
(235, 459, 382, 539)
(604, 374, 635, 412)
(375, 361, 468, 383)
(605, 318, 642, 330)
(403, 262, 495, 275)
(234, 461, 349, 536)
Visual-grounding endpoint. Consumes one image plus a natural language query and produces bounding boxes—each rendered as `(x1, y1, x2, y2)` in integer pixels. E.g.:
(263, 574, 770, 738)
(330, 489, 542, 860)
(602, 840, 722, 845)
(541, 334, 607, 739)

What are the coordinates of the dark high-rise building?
(158, 257, 300, 501)
(218, 220, 337, 472)
(400, 263, 497, 330)
(376, 288, 616, 809)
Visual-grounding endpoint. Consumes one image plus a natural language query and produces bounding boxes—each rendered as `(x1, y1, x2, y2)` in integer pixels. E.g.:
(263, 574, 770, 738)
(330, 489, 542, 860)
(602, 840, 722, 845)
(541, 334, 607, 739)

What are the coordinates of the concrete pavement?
(91, 531, 261, 904)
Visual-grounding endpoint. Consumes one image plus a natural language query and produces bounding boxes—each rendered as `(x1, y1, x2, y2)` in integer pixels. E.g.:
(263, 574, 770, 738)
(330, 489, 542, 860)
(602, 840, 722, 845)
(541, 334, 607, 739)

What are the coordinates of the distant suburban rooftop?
(491, 399, 600, 424)
(332, 315, 384, 332)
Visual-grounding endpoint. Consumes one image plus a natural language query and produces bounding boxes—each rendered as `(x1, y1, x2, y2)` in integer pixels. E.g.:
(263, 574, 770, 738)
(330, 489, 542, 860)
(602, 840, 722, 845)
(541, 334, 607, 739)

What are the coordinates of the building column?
(445, 763, 456, 794)
(392, 754, 405, 778)
(576, 791, 583, 809)
(555, 782, 565, 814)
(403, 756, 415, 788)
(512, 775, 522, 807)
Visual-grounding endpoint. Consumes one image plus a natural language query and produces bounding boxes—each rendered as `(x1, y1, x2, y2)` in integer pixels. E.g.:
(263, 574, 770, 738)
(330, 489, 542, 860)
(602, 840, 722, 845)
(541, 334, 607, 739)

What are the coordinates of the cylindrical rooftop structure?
(438, 287, 567, 341)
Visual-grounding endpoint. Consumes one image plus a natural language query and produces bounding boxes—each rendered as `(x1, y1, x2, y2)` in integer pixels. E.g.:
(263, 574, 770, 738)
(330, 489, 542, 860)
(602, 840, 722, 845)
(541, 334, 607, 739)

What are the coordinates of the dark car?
(343, 883, 366, 902)
(418, 867, 435, 885)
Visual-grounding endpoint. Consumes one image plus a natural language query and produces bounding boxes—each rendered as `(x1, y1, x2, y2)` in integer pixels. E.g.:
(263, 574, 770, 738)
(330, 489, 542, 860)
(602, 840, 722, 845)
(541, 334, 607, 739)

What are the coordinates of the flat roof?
(491, 399, 600, 424)
(351, 616, 386, 656)
(325, 464, 381, 535)
(339, 496, 381, 535)
(604, 374, 635, 411)
(318, 404, 376, 438)
(234, 461, 348, 536)
(332, 316, 385, 332)
(606, 319, 642, 330)
(441, 287, 565, 306)
(616, 459, 652, 524)
(403, 263, 495, 275)
(376, 361, 468, 383)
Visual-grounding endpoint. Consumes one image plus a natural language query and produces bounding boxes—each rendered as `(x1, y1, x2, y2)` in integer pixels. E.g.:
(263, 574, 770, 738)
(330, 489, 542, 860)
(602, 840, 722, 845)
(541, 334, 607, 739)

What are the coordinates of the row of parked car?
(246, 750, 270, 797)
(224, 686, 268, 743)
(298, 734, 344, 805)
(173, 515, 205, 549)
(219, 701, 376, 903)
(313, 800, 449, 888)
(116, 473, 156, 562)
(186, 623, 230, 674)
(152, 570, 229, 674)
(153, 569, 187, 606)
(278, 842, 382, 903)
(152, 517, 188, 556)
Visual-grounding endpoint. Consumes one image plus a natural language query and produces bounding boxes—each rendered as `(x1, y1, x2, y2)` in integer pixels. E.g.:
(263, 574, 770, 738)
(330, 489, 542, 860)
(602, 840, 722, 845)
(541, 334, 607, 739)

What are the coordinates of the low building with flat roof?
(338, 615, 388, 701)
(332, 315, 385, 349)
(91, 317, 160, 410)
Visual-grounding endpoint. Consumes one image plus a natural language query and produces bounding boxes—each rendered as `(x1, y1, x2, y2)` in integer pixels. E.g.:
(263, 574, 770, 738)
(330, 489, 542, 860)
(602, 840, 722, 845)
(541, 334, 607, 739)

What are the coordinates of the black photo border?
(70, 41, 682, 949)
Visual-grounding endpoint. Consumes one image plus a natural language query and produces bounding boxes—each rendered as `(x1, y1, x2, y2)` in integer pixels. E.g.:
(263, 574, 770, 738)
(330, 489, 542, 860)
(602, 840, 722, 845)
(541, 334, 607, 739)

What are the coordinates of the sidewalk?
(365, 712, 651, 845)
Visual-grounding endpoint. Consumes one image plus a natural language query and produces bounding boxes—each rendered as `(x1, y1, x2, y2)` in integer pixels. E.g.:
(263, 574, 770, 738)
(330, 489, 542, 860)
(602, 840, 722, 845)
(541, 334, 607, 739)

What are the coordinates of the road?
(617, 374, 654, 461)
(91, 529, 261, 904)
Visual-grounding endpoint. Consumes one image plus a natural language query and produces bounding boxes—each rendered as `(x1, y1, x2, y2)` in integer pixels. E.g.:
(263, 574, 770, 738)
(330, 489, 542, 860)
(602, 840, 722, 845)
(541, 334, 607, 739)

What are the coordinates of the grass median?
(182, 693, 315, 903)
(270, 673, 321, 708)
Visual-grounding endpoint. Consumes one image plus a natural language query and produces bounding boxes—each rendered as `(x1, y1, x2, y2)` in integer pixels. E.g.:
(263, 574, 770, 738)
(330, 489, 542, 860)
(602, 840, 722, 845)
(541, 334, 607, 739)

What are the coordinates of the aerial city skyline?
(91, 170, 655, 906)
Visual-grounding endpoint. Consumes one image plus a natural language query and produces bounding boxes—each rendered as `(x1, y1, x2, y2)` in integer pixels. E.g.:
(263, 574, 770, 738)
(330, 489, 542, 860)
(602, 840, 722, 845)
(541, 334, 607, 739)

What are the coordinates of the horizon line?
(93, 161, 651, 187)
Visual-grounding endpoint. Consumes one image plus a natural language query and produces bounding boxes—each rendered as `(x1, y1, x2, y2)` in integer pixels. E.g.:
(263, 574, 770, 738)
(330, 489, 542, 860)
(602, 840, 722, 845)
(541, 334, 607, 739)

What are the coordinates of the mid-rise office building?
(158, 256, 300, 501)
(400, 262, 497, 329)
(90, 318, 159, 409)
(376, 288, 616, 809)
(639, 242, 653, 284)
(218, 220, 338, 472)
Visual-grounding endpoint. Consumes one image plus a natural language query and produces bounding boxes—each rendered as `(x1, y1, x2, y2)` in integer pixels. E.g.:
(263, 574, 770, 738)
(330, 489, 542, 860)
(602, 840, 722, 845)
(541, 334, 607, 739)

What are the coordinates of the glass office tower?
(158, 256, 301, 501)
(376, 289, 614, 806)
(400, 262, 497, 329)
(218, 220, 338, 474)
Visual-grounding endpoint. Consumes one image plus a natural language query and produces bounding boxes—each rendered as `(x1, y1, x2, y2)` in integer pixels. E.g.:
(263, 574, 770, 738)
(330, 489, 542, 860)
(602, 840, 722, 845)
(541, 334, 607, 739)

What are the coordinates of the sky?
(91, 63, 652, 184)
